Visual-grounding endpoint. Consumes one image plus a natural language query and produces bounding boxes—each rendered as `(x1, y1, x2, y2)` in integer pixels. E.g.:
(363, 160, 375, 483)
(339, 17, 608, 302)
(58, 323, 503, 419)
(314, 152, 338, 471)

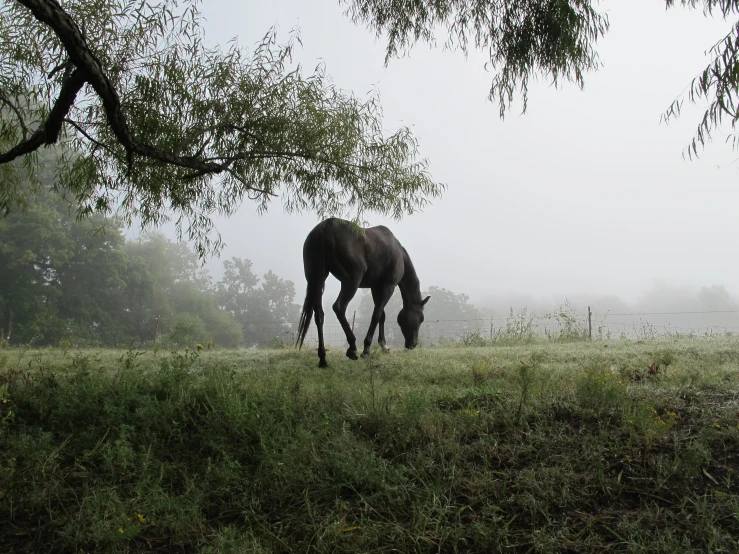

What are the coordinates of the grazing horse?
(296, 218, 430, 367)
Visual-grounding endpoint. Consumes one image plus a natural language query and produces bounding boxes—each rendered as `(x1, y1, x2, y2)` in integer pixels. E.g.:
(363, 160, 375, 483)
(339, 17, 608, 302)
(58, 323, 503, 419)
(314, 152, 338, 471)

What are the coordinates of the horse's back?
(304, 218, 404, 286)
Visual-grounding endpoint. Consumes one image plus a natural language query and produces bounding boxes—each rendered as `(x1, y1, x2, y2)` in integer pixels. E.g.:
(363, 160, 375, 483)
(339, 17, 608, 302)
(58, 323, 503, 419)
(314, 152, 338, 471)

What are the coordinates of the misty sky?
(189, 0, 739, 310)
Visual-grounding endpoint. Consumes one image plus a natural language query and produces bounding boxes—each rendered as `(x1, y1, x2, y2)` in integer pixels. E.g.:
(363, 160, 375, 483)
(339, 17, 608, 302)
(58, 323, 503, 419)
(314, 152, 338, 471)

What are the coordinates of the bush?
(166, 312, 207, 346)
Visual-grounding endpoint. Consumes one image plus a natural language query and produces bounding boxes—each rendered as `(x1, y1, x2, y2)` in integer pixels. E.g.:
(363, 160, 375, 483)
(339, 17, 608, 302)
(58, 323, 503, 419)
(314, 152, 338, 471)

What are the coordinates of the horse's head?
(397, 295, 430, 349)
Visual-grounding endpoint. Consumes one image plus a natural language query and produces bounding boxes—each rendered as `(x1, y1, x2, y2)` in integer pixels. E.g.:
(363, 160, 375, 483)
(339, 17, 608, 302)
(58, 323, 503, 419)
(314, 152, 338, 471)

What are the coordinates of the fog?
(178, 0, 739, 332)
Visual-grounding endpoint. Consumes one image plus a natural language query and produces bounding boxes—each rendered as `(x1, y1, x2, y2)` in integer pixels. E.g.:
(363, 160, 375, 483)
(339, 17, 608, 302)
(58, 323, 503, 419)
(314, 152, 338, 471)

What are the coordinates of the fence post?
(351, 310, 356, 331)
(588, 306, 592, 340)
(153, 316, 160, 346)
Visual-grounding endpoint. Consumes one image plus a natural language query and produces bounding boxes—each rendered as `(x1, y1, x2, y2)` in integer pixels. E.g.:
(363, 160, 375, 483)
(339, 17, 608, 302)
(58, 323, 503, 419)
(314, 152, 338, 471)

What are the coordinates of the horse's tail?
(296, 228, 326, 350)
(296, 287, 314, 350)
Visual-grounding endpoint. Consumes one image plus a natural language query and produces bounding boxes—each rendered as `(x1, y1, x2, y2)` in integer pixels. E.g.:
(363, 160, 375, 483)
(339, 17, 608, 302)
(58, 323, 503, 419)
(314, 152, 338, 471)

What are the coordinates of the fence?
(252, 308, 739, 347)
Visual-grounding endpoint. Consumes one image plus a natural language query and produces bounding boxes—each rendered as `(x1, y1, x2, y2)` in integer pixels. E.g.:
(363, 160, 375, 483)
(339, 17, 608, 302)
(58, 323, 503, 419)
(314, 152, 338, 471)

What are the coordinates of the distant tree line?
(0, 152, 299, 349)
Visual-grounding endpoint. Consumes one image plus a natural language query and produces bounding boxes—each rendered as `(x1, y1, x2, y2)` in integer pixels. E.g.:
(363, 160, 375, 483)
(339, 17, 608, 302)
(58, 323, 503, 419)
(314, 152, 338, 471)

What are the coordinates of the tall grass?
(2, 338, 739, 552)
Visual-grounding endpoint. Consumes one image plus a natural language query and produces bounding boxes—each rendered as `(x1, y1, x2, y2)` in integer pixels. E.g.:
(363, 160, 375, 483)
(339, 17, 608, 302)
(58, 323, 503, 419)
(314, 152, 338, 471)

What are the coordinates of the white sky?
(194, 0, 739, 309)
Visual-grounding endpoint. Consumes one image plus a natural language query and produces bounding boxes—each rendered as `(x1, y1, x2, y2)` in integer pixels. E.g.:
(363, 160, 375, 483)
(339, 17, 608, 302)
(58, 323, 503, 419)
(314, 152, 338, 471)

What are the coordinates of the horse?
(296, 218, 430, 367)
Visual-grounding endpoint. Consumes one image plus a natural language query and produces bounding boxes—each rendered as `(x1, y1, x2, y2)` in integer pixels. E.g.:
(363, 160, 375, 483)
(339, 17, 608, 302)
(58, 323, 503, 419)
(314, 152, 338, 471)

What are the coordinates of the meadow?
(1, 337, 739, 553)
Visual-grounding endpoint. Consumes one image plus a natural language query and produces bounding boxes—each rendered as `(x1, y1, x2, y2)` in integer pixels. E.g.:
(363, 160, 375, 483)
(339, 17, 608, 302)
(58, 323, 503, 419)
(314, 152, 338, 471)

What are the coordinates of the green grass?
(2, 338, 739, 553)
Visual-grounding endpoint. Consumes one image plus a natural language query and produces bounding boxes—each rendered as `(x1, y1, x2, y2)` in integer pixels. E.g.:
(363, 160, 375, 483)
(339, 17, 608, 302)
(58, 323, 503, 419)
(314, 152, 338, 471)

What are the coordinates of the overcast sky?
(192, 0, 739, 310)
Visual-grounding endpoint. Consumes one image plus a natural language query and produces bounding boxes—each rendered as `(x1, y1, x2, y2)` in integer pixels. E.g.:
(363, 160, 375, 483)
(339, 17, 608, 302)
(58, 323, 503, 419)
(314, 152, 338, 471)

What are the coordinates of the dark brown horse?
(296, 218, 430, 367)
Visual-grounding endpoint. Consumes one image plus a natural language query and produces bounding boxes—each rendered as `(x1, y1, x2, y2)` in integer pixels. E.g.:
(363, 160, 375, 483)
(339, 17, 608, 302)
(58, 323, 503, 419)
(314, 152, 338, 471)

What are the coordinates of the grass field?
(2, 337, 739, 553)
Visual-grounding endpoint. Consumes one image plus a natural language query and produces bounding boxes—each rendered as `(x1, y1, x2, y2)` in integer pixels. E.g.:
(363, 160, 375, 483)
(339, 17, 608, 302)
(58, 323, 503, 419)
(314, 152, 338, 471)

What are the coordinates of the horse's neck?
(398, 249, 422, 307)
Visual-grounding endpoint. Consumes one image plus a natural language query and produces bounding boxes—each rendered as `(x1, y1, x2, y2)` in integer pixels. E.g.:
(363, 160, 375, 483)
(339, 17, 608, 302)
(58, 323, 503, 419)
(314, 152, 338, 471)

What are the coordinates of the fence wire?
(253, 309, 739, 347)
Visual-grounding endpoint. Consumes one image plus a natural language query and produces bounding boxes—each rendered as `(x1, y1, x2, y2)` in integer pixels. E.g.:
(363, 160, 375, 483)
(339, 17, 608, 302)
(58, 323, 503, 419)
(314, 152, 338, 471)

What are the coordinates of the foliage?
(0, 0, 737, 255)
(346, 0, 739, 156)
(0, 0, 443, 255)
(575, 363, 628, 416)
(343, 0, 609, 116)
(0, 163, 302, 348)
(543, 298, 589, 341)
(166, 312, 207, 347)
(0, 150, 130, 345)
(2, 338, 739, 552)
(496, 307, 536, 344)
(663, 1, 739, 156)
(217, 258, 300, 347)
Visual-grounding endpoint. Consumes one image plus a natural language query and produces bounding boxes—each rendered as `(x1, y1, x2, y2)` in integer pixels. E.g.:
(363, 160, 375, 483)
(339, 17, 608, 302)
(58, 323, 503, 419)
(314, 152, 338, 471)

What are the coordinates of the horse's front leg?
(362, 285, 394, 357)
(333, 280, 360, 360)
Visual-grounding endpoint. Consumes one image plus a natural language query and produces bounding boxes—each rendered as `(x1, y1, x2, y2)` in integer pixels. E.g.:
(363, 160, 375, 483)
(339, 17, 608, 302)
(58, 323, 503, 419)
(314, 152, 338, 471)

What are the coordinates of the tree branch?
(13, 0, 241, 176)
(0, 66, 86, 163)
(63, 118, 124, 163)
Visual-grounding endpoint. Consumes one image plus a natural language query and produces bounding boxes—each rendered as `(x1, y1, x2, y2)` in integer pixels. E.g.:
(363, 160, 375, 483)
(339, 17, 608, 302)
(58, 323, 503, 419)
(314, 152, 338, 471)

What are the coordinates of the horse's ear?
(421, 295, 430, 306)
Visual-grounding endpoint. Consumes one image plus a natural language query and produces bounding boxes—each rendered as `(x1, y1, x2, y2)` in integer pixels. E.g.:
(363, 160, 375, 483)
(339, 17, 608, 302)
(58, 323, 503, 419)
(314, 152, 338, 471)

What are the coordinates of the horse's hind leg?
(377, 310, 390, 354)
(311, 277, 328, 367)
(332, 280, 361, 360)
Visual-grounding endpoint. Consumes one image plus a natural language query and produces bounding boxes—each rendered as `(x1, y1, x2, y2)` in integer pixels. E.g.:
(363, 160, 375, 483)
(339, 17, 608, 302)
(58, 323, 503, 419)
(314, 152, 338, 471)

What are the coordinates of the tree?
(122, 234, 243, 347)
(0, 144, 246, 347)
(344, 0, 739, 157)
(0, 153, 130, 345)
(0, 0, 443, 255)
(344, 0, 608, 117)
(217, 258, 300, 347)
(3, 1, 734, 258)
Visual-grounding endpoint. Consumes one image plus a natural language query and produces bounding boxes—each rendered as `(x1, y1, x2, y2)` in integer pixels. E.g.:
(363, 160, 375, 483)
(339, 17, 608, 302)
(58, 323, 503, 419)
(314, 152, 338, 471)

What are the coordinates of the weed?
(576, 362, 628, 416)
(515, 353, 542, 424)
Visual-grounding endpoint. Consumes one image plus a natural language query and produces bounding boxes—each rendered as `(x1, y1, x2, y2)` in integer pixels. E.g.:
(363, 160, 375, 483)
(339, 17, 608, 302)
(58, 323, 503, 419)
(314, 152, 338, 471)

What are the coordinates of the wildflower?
(196, 344, 203, 351)
(185, 346, 190, 352)
(119, 527, 124, 534)
(714, 423, 721, 429)
(136, 513, 147, 523)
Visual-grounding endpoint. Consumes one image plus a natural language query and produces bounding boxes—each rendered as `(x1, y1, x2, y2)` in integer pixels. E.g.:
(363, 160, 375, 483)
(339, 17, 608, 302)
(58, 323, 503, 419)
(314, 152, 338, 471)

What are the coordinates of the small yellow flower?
(196, 344, 203, 351)
(119, 527, 124, 534)
(185, 346, 190, 352)
(714, 423, 721, 429)
(136, 513, 147, 523)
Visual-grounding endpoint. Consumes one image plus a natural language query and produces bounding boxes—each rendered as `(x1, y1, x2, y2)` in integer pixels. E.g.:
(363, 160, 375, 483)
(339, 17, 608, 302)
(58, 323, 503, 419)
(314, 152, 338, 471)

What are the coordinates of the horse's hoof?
(380, 345, 391, 354)
(360, 351, 370, 358)
(346, 349, 358, 360)
(318, 359, 328, 368)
